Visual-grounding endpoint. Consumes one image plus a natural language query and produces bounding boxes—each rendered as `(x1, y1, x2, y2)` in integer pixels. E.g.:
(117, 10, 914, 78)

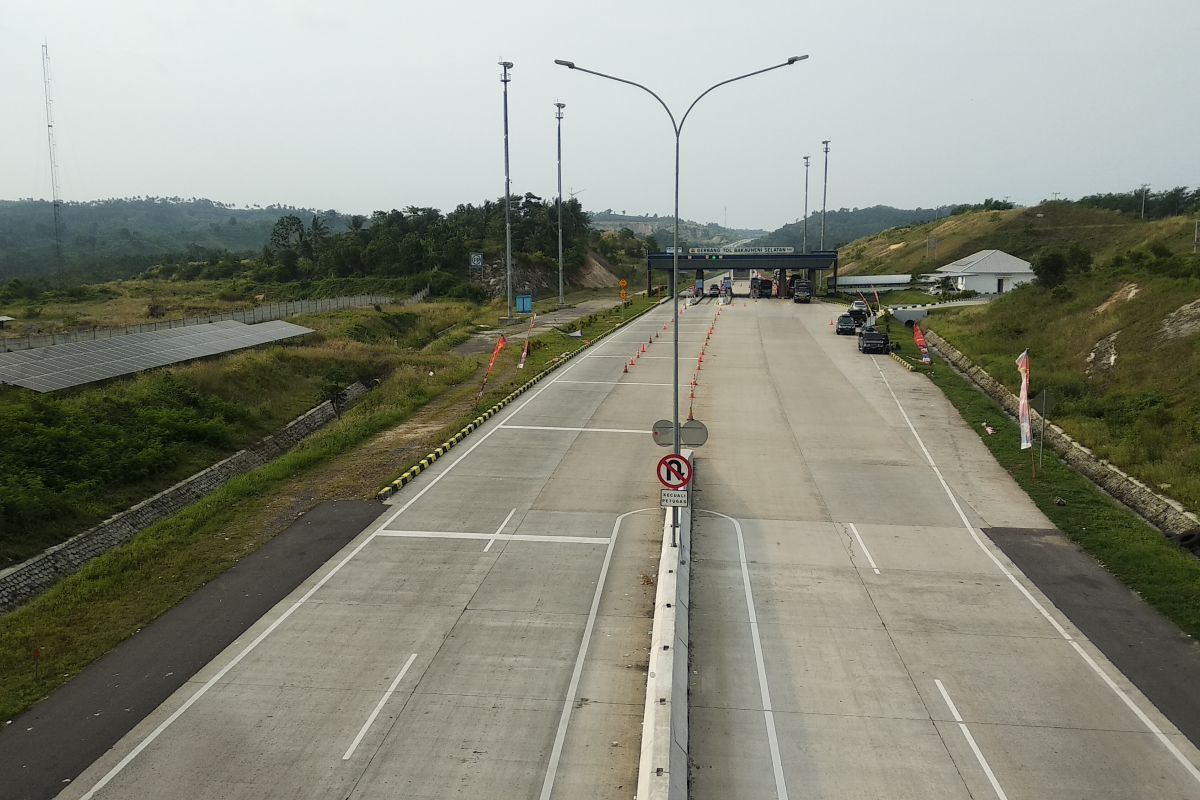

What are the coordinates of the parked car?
(857, 325, 891, 354)
(847, 306, 870, 327)
(835, 314, 856, 335)
(850, 300, 870, 312)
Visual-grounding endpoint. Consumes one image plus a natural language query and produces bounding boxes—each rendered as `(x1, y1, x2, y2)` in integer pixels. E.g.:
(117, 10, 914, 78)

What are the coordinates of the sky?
(2, 0, 1197, 232)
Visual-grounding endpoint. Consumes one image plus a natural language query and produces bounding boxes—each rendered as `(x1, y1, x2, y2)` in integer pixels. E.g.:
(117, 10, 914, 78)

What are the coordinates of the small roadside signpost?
(657, 453, 692, 547)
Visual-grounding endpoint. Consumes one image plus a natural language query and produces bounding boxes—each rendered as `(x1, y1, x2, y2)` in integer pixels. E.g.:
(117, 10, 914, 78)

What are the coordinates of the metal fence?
(0, 288, 430, 352)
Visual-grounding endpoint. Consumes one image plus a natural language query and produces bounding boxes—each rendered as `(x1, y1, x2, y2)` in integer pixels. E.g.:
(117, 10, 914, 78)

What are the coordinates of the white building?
(936, 250, 1033, 294)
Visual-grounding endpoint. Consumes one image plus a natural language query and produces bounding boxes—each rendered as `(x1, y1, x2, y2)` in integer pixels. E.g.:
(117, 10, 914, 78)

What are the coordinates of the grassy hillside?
(925, 249, 1200, 513)
(0, 301, 477, 566)
(839, 203, 1197, 277)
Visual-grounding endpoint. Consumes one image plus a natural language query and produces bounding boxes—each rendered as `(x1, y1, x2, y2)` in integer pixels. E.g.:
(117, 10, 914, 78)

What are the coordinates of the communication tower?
(42, 43, 64, 272)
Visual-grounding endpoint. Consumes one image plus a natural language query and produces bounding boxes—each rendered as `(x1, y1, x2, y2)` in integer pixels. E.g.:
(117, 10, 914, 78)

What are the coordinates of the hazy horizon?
(3, 0, 1197, 231)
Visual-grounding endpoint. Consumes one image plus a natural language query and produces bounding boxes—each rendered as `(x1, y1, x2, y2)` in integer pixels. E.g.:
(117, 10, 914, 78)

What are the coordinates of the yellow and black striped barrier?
(889, 351, 916, 371)
(376, 298, 667, 501)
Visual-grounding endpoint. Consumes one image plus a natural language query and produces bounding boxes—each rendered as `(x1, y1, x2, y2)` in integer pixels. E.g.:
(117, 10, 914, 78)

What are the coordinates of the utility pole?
(1140, 184, 1150, 220)
(555, 101, 566, 307)
(819, 139, 830, 250)
(41, 44, 63, 274)
(499, 60, 514, 321)
(1193, 216, 1198, 254)
(802, 155, 810, 253)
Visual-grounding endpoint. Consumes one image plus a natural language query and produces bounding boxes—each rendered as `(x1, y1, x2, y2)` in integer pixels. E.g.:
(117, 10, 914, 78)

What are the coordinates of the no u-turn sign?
(656, 454, 692, 490)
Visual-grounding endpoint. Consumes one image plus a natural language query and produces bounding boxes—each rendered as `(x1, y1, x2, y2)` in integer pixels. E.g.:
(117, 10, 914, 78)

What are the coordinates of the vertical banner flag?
(872, 285, 882, 313)
(517, 313, 536, 369)
(1016, 350, 1032, 449)
(912, 323, 931, 363)
(478, 334, 507, 398)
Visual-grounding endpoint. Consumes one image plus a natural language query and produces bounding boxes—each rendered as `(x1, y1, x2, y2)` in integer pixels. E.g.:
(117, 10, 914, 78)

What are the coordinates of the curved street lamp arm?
(679, 57, 807, 133)
(553, 62, 679, 133)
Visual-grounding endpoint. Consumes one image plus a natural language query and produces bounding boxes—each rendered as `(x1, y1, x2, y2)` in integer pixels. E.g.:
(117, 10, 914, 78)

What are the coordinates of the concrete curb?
(889, 351, 916, 371)
(637, 450, 692, 800)
(924, 328, 1199, 538)
(375, 298, 666, 501)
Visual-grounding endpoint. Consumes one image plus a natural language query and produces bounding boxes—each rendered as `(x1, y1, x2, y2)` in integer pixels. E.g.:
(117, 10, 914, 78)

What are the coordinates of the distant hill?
(751, 205, 950, 252)
(0, 198, 349, 281)
(588, 211, 767, 245)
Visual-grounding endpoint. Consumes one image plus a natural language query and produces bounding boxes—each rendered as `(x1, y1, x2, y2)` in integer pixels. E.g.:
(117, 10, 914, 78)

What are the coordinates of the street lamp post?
(555, 102, 566, 307)
(500, 60, 514, 321)
(554, 56, 809, 466)
(820, 139, 830, 249)
(802, 155, 811, 253)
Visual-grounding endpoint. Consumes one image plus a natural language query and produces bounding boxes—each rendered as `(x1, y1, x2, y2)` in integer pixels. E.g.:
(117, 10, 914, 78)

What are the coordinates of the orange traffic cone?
(629, 357, 635, 367)
(641, 344, 646, 353)
(623, 363, 628, 373)
(699, 353, 704, 362)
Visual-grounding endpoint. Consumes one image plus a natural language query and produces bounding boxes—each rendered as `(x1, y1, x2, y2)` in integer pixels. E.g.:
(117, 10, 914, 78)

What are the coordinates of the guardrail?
(637, 449, 692, 800)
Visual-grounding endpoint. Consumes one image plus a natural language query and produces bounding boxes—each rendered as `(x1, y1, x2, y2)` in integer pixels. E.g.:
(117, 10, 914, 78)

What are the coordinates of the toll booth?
(646, 248, 839, 297)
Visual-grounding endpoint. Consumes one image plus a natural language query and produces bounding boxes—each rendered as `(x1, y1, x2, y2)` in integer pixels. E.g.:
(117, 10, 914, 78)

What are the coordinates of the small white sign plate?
(660, 489, 689, 508)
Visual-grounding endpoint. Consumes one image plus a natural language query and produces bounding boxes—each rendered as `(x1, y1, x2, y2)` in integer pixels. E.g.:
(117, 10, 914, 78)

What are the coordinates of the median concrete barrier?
(636, 450, 692, 800)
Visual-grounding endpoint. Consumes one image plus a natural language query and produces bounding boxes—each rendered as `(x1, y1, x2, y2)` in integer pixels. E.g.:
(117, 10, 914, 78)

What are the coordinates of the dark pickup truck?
(835, 314, 856, 335)
(857, 325, 891, 354)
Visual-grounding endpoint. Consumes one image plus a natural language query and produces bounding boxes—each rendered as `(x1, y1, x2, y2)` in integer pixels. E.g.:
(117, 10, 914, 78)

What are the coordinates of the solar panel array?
(0, 320, 314, 393)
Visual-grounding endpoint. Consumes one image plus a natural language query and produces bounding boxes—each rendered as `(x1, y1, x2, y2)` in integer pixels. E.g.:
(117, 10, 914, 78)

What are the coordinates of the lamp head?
(554, 102, 566, 109)
(498, 60, 513, 69)
(787, 55, 810, 64)
(554, 59, 576, 69)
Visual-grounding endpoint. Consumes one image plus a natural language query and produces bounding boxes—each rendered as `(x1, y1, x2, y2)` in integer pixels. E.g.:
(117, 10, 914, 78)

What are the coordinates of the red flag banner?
(478, 334, 507, 398)
(1016, 350, 1032, 449)
(912, 324, 931, 364)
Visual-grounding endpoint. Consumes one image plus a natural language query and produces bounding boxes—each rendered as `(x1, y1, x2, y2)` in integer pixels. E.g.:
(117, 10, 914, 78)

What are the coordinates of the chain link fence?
(0, 288, 430, 352)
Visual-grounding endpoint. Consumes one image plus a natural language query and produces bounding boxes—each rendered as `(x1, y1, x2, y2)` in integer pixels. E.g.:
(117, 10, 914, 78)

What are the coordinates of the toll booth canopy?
(645, 248, 840, 296)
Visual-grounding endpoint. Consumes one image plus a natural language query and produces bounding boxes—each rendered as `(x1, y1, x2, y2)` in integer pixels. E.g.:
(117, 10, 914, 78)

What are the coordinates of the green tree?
(1032, 249, 1069, 287)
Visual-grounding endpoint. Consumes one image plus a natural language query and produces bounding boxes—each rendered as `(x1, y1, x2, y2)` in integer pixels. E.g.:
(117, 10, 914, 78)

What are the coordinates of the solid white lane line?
(499, 424, 649, 435)
(342, 653, 419, 760)
(847, 522, 881, 574)
(377, 530, 609, 545)
(584, 354, 674, 359)
(873, 358, 1200, 785)
(935, 679, 1010, 800)
(556, 379, 672, 387)
(538, 508, 657, 800)
(701, 509, 789, 800)
(484, 508, 517, 553)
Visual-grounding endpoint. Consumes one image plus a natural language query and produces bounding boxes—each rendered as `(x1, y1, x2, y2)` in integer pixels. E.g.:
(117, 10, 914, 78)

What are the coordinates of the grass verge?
(890, 337, 1200, 640)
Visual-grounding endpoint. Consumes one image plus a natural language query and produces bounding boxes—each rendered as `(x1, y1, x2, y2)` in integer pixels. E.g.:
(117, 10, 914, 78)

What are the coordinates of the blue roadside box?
(516, 295, 533, 313)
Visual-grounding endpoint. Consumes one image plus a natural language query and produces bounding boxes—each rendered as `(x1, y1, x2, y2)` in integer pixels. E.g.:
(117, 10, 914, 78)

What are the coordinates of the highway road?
(57, 299, 708, 800)
(42, 287, 1200, 799)
(687, 288, 1200, 799)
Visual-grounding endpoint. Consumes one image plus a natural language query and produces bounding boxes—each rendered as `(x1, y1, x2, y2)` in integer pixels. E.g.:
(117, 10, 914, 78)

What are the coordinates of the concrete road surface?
(57, 299, 707, 800)
(687, 295, 1200, 799)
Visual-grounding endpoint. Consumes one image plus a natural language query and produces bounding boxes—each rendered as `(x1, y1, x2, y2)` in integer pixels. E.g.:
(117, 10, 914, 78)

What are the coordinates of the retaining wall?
(0, 382, 370, 612)
(924, 329, 1199, 538)
(637, 450, 693, 800)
